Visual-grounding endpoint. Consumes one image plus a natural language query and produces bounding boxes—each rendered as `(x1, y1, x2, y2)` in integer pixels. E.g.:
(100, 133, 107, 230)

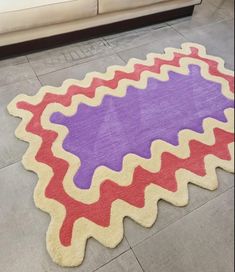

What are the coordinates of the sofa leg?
(0, 5, 195, 59)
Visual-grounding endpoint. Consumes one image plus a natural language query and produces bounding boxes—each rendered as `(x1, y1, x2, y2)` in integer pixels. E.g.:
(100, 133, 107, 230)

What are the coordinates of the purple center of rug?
(50, 65, 233, 189)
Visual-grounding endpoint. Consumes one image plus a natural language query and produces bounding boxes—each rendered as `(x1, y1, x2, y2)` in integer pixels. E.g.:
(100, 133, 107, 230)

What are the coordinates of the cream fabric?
(0, 0, 76, 13)
(0, 0, 201, 46)
(0, 0, 97, 34)
(99, 0, 168, 14)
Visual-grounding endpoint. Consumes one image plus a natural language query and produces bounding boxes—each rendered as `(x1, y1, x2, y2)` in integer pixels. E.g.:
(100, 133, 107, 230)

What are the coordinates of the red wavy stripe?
(17, 47, 234, 115)
(16, 49, 234, 201)
(33, 126, 234, 247)
(56, 128, 233, 246)
(15, 49, 234, 247)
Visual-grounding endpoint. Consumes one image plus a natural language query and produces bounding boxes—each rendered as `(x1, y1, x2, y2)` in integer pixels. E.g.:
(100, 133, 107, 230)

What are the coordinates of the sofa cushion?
(99, 0, 168, 14)
(0, 0, 97, 34)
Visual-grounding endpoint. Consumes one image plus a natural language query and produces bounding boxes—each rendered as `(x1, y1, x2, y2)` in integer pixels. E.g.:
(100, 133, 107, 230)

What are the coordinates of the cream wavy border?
(7, 43, 234, 204)
(46, 115, 235, 266)
(42, 57, 234, 203)
(7, 43, 235, 267)
(7, 43, 234, 108)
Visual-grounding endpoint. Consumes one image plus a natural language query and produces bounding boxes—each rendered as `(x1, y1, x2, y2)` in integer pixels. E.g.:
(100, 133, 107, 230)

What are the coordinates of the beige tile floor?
(0, 0, 234, 271)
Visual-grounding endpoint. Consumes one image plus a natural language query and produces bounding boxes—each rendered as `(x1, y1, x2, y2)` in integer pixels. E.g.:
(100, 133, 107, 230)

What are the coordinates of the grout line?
(26, 24, 171, 79)
(167, 24, 188, 40)
(168, 20, 234, 70)
(0, 75, 39, 89)
(91, 235, 132, 271)
(124, 227, 146, 271)
(91, 248, 130, 272)
(116, 53, 128, 64)
(132, 185, 235, 249)
(124, 234, 131, 248)
(170, 15, 231, 38)
(0, 159, 22, 172)
(26, 55, 38, 79)
(131, 248, 145, 272)
(207, 0, 227, 9)
(31, 51, 118, 78)
(124, 182, 234, 271)
(125, 232, 145, 271)
(0, 55, 39, 89)
(25, 55, 30, 63)
(102, 24, 167, 43)
(112, 25, 171, 55)
(102, 37, 113, 48)
(165, 0, 232, 37)
(114, 26, 186, 59)
(35, 72, 44, 87)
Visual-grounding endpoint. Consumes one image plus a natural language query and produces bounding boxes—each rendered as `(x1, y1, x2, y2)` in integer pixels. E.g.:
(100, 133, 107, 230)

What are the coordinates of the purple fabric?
(51, 65, 233, 189)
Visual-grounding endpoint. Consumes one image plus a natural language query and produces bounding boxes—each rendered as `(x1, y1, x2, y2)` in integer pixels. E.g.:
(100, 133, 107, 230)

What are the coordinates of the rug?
(8, 43, 234, 267)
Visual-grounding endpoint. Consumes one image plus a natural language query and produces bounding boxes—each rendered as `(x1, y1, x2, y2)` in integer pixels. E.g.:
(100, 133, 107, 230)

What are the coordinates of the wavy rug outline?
(8, 43, 234, 267)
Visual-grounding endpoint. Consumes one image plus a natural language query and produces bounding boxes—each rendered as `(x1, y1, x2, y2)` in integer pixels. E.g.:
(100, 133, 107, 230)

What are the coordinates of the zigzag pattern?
(9, 43, 234, 204)
(7, 43, 234, 267)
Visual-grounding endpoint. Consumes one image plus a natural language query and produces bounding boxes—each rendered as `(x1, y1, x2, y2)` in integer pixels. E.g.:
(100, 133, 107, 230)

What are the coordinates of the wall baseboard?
(0, 5, 194, 59)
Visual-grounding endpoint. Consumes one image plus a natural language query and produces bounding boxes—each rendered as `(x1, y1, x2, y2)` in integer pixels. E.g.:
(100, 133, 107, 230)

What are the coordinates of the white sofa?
(0, 0, 201, 48)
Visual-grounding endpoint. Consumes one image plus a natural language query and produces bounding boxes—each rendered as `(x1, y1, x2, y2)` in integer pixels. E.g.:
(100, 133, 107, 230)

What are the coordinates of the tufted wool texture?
(8, 43, 234, 267)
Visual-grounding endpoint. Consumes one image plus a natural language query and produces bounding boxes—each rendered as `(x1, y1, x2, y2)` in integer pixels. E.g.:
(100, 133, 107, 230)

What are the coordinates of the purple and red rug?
(8, 43, 234, 267)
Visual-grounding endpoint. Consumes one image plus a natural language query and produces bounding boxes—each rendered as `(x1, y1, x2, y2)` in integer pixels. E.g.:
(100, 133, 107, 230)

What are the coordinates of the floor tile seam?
(115, 25, 184, 60)
(131, 247, 146, 272)
(131, 185, 234, 249)
(0, 159, 22, 172)
(33, 51, 125, 78)
(91, 248, 131, 272)
(102, 25, 172, 54)
(207, 0, 232, 9)
(0, 73, 39, 89)
(102, 24, 167, 43)
(169, 17, 231, 37)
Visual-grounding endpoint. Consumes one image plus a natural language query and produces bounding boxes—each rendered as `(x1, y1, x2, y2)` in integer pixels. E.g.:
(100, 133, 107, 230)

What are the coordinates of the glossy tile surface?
(0, 1, 234, 271)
